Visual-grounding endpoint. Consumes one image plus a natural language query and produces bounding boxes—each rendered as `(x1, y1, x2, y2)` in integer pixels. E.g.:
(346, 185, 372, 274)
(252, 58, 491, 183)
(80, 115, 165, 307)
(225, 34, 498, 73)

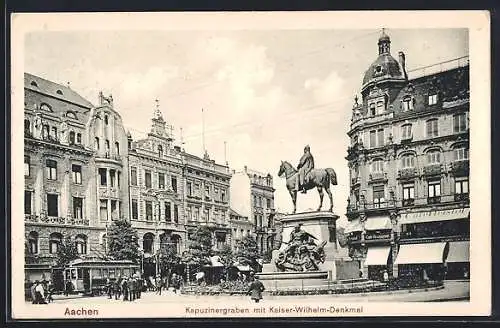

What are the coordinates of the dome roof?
(362, 54, 405, 86)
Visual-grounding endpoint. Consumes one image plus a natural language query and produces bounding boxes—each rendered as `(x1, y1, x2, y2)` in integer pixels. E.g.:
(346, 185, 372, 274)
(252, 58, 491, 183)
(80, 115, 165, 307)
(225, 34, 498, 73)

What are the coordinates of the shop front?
(363, 216, 393, 281)
(445, 240, 470, 280)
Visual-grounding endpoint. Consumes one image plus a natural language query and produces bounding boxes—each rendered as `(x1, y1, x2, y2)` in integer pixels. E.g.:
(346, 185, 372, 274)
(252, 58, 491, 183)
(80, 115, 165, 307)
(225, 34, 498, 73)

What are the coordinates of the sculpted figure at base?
(275, 224, 327, 272)
(278, 144, 338, 213)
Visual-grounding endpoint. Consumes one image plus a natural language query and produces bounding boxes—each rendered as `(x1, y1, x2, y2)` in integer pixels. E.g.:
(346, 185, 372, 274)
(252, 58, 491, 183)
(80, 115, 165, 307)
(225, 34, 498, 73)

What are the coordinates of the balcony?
(398, 167, 418, 180)
(423, 164, 442, 177)
(25, 214, 90, 226)
(427, 196, 441, 204)
(451, 160, 469, 176)
(368, 172, 388, 184)
(454, 193, 469, 202)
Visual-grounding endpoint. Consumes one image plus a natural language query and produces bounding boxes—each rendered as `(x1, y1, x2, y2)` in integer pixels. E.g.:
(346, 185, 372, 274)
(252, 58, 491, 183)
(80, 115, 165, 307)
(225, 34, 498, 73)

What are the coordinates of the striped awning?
(394, 242, 449, 265)
(365, 246, 391, 266)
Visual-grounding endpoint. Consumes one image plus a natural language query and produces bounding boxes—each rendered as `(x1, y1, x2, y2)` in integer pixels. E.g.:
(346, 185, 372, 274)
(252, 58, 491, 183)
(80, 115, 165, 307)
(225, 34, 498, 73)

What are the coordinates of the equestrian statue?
(278, 145, 338, 214)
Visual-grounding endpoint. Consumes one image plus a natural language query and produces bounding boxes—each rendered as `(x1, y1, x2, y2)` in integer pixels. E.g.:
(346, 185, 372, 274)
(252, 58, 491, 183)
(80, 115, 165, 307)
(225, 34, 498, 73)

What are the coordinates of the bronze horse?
(278, 161, 337, 213)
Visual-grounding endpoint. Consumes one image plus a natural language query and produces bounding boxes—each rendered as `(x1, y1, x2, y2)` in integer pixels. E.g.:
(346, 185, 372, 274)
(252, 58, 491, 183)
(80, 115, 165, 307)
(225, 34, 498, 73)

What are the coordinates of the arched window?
(427, 150, 441, 164)
(49, 232, 63, 254)
(69, 131, 76, 144)
(115, 142, 120, 155)
(171, 235, 181, 254)
(30, 81, 38, 87)
(371, 159, 384, 173)
(28, 231, 38, 254)
(158, 145, 163, 158)
(75, 234, 87, 254)
(369, 103, 376, 116)
(105, 140, 110, 151)
(104, 115, 109, 125)
(40, 103, 53, 112)
(56, 89, 63, 95)
(401, 154, 415, 168)
(94, 137, 100, 150)
(143, 233, 154, 254)
(401, 123, 412, 140)
(66, 111, 77, 119)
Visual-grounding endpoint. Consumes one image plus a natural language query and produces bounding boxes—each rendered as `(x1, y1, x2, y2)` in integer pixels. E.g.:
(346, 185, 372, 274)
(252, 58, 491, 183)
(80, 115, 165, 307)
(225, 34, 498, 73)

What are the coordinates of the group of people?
(105, 273, 144, 302)
(29, 279, 54, 304)
(155, 273, 183, 295)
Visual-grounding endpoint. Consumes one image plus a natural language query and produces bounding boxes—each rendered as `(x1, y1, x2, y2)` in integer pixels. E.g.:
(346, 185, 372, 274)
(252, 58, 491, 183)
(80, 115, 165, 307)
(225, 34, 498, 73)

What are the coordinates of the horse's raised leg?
(317, 186, 324, 211)
(326, 186, 333, 212)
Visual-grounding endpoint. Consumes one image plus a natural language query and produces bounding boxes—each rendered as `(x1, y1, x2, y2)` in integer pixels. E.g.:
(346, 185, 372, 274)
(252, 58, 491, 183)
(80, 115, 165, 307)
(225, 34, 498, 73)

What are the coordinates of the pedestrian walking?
(106, 278, 113, 299)
(136, 274, 142, 299)
(247, 272, 265, 303)
(30, 281, 37, 304)
(128, 277, 135, 302)
(34, 281, 47, 304)
(155, 274, 162, 295)
(45, 279, 54, 303)
(121, 278, 129, 301)
(64, 279, 72, 296)
(114, 278, 121, 300)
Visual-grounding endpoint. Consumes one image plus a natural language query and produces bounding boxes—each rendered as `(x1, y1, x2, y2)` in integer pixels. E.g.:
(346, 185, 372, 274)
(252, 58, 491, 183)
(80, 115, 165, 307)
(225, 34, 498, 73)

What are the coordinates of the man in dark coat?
(247, 272, 265, 303)
(296, 145, 315, 194)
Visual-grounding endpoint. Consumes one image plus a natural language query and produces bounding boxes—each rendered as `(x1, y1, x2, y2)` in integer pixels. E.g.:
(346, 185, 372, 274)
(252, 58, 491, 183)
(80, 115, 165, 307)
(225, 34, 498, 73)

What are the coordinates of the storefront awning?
(399, 208, 470, 225)
(394, 242, 449, 265)
(365, 246, 391, 266)
(344, 219, 363, 234)
(446, 241, 470, 263)
(364, 216, 392, 231)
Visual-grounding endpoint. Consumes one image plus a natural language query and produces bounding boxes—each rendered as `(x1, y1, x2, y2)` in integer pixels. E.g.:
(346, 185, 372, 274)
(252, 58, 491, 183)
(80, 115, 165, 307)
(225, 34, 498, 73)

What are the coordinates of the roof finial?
(154, 98, 163, 120)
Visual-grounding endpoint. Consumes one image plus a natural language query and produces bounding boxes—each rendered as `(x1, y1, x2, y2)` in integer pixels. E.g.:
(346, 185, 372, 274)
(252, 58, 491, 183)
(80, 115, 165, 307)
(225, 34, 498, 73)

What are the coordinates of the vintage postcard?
(10, 11, 491, 319)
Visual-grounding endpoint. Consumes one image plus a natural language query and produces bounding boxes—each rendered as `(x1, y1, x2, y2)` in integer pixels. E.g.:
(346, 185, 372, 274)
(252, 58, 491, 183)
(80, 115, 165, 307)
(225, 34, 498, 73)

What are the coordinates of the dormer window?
(30, 81, 38, 87)
(402, 96, 413, 111)
(369, 104, 376, 116)
(40, 103, 53, 112)
(56, 89, 63, 95)
(428, 94, 438, 106)
(67, 111, 77, 119)
(376, 101, 385, 115)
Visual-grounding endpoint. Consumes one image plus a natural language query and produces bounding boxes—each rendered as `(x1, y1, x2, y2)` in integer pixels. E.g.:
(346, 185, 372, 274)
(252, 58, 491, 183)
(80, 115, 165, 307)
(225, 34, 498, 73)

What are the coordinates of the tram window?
(123, 268, 130, 276)
(103, 269, 108, 278)
(93, 269, 102, 278)
(65, 270, 71, 280)
(77, 269, 83, 278)
(71, 269, 77, 279)
(109, 269, 115, 278)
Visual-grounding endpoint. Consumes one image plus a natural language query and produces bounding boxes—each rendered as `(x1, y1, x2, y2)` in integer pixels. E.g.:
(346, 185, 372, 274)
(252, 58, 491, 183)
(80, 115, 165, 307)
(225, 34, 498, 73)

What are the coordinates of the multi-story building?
(183, 151, 232, 250)
(345, 31, 470, 281)
(23, 73, 127, 280)
(228, 209, 254, 249)
(127, 103, 185, 261)
(229, 166, 277, 257)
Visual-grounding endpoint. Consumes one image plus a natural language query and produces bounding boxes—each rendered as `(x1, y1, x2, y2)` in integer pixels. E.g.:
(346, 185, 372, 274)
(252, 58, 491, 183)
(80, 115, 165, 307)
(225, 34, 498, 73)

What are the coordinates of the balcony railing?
(454, 193, 469, 202)
(25, 214, 90, 226)
(427, 196, 441, 204)
(402, 198, 415, 207)
(368, 172, 388, 183)
(398, 168, 418, 180)
(451, 160, 469, 176)
(423, 164, 442, 176)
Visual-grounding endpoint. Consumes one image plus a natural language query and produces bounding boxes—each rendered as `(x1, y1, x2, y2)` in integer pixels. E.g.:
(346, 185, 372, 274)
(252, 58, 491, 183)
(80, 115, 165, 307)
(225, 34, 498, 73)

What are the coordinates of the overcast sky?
(24, 28, 468, 225)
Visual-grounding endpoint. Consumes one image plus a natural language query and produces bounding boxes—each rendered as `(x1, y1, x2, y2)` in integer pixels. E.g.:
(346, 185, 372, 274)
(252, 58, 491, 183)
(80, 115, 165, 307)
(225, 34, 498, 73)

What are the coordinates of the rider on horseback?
(296, 145, 315, 194)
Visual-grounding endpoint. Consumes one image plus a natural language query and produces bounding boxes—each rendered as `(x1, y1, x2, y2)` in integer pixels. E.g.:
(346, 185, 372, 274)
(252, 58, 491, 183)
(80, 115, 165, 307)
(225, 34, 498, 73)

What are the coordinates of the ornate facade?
(345, 31, 470, 281)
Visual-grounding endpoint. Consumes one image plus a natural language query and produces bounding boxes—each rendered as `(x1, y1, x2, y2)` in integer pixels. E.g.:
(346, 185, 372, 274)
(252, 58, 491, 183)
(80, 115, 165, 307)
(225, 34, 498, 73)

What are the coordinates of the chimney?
(398, 51, 408, 80)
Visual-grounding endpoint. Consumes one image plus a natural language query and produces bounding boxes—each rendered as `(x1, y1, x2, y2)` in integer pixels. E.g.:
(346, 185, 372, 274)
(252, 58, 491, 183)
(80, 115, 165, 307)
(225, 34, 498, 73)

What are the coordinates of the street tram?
(63, 259, 140, 296)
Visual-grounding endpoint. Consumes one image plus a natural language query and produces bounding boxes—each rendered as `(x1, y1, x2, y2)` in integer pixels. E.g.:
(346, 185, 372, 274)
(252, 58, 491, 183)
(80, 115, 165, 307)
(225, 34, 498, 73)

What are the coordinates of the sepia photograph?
(10, 11, 491, 319)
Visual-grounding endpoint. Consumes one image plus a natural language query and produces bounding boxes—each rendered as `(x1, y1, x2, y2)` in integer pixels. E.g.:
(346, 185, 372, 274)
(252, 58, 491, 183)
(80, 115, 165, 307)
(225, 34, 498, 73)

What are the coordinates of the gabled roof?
(25, 72, 94, 109)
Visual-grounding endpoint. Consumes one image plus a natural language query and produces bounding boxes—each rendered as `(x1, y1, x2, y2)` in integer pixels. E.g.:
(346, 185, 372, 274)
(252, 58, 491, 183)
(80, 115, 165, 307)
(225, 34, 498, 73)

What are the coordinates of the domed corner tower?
(360, 29, 409, 117)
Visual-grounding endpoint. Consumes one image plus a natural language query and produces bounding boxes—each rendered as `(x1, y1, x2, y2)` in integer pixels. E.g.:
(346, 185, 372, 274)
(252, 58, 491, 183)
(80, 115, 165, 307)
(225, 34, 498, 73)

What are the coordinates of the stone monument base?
(256, 271, 330, 290)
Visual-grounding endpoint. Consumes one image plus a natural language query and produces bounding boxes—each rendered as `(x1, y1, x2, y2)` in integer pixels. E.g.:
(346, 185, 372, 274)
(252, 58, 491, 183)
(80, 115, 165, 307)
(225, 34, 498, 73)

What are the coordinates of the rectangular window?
(111, 200, 118, 220)
(195, 183, 201, 197)
(427, 151, 441, 164)
(453, 113, 467, 133)
(426, 119, 439, 138)
(132, 199, 138, 220)
(187, 182, 192, 196)
(145, 170, 152, 188)
(371, 160, 383, 173)
(99, 168, 107, 186)
(401, 156, 414, 168)
(72, 164, 82, 184)
(46, 159, 57, 180)
(73, 197, 83, 219)
(171, 176, 177, 192)
(99, 200, 108, 221)
(377, 129, 384, 147)
(158, 173, 165, 189)
(428, 180, 441, 204)
(193, 207, 199, 221)
(376, 101, 385, 115)
(369, 130, 376, 148)
(110, 169, 116, 187)
(401, 124, 412, 140)
(267, 198, 271, 209)
(76, 133, 82, 144)
(369, 104, 376, 116)
(454, 148, 469, 161)
(428, 94, 438, 105)
(402, 184, 415, 206)
(372, 186, 385, 208)
(165, 202, 172, 221)
(130, 167, 137, 186)
(24, 156, 30, 177)
(25, 191, 32, 214)
(174, 204, 179, 223)
(145, 201, 153, 221)
(402, 97, 413, 111)
(221, 189, 226, 202)
(186, 207, 192, 221)
(47, 194, 58, 217)
(117, 171, 121, 188)
(51, 127, 58, 140)
(455, 179, 469, 195)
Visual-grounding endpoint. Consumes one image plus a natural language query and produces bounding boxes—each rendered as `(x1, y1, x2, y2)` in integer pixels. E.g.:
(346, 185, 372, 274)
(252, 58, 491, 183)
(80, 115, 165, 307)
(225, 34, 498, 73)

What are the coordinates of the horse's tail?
(326, 168, 338, 186)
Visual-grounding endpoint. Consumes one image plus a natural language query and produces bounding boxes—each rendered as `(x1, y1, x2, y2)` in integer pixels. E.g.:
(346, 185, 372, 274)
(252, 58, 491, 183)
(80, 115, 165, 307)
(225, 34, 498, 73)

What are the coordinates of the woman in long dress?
(247, 272, 265, 303)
